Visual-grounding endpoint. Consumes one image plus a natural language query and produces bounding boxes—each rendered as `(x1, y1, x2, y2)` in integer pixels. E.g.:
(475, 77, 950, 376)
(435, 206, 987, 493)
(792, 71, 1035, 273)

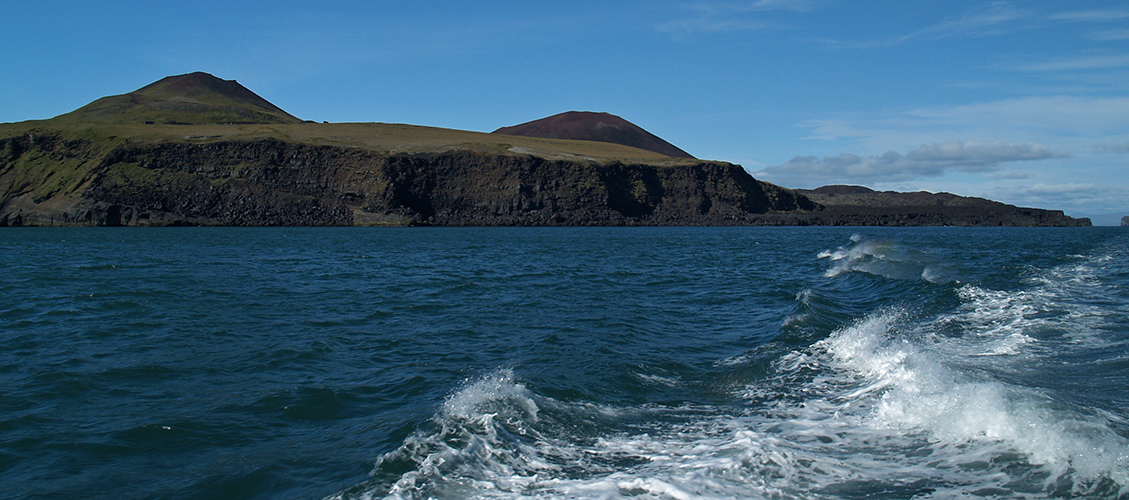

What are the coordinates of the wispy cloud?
(1089, 29, 1129, 41)
(800, 96, 1129, 150)
(657, 17, 774, 35)
(1012, 54, 1129, 71)
(923, 1, 1028, 38)
(1094, 141, 1129, 153)
(742, 0, 817, 13)
(990, 171, 1035, 179)
(822, 1, 1028, 48)
(990, 182, 1129, 215)
(764, 95, 1129, 213)
(688, 0, 818, 14)
(657, 0, 813, 36)
(906, 96, 1129, 137)
(1049, 9, 1129, 22)
(1047, 10, 1129, 67)
(757, 140, 1067, 184)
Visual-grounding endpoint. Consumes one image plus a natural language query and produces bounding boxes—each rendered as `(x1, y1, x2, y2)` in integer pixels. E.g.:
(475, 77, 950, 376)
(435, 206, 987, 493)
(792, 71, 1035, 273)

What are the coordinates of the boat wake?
(333, 235, 1129, 499)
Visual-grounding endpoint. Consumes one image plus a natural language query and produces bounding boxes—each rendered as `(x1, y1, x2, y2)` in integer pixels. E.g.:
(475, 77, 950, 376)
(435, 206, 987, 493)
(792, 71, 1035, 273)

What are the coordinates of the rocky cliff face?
(0, 134, 813, 226)
(796, 186, 1090, 227)
(0, 133, 1093, 227)
(0, 72, 1094, 228)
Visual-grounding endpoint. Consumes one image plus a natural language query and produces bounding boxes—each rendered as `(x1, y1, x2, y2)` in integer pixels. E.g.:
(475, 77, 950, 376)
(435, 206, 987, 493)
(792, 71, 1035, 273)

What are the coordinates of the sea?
(2, 226, 1128, 500)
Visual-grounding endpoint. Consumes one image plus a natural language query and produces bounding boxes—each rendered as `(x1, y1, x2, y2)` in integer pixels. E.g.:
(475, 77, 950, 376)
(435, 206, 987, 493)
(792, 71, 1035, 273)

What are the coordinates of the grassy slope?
(0, 120, 712, 211)
(50, 72, 304, 126)
(0, 120, 708, 162)
(1, 70, 718, 209)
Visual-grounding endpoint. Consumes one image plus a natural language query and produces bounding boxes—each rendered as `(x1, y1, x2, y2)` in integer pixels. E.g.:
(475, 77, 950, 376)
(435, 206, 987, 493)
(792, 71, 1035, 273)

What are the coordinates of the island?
(0, 72, 1089, 227)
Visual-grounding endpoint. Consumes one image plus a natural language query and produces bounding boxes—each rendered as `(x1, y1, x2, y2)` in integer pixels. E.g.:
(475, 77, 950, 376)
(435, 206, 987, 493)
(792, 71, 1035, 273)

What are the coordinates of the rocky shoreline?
(0, 134, 1089, 227)
(0, 72, 1093, 228)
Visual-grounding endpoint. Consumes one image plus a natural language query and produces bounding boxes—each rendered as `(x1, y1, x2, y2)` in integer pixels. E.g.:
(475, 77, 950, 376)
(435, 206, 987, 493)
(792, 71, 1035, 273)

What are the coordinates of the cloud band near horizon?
(756, 139, 1069, 185)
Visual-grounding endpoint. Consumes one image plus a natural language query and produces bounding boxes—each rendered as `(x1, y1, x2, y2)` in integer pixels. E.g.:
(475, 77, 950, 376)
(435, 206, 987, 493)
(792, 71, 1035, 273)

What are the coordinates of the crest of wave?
(818, 234, 948, 282)
(776, 308, 1129, 498)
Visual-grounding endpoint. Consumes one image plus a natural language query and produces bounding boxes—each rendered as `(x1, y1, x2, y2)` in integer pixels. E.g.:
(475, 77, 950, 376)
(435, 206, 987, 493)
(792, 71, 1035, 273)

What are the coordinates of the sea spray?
(818, 234, 952, 282)
(339, 233, 1129, 499)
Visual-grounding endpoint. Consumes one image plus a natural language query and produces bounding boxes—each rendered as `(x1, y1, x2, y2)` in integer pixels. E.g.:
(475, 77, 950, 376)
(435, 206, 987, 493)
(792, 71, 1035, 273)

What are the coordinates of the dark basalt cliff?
(0, 133, 813, 227)
(0, 73, 1093, 228)
(795, 185, 1089, 227)
(0, 133, 1092, 228)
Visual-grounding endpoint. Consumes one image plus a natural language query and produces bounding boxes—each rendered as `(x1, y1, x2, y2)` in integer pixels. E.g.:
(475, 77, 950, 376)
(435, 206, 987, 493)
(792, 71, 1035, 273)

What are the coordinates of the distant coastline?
(0, 72, 1091, 228)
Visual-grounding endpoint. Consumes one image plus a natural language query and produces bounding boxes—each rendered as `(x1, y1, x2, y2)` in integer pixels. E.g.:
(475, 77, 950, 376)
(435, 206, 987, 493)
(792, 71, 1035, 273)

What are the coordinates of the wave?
(332, 235, 1129, 499)
(818, 233, 950, 283)
(333, 347, 1129, 499)
(781, 308, 1129, 498)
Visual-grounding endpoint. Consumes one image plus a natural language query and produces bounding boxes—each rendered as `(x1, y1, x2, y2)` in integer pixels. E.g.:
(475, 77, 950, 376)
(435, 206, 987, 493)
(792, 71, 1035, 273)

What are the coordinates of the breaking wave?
(332, 234, 1129, 499)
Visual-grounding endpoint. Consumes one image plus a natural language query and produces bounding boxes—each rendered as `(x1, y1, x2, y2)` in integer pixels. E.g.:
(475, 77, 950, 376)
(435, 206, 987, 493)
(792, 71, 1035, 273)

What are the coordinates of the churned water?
(1, 227, 1127, 499)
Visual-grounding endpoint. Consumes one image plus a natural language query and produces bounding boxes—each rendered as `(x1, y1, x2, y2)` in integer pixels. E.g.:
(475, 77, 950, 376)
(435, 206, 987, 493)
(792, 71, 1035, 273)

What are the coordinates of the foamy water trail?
(336, 332, 1129, 500)
(334, 236, 1129, 500)
(801, 308, 1129, 498)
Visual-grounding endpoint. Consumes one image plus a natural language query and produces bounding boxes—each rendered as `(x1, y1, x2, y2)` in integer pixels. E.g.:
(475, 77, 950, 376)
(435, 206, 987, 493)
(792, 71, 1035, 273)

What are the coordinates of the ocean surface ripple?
(1, 227, 1127, 499)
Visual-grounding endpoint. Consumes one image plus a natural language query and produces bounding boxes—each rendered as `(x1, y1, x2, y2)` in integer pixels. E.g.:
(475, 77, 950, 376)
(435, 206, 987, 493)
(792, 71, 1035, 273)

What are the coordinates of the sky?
(3, 0, 1127, 221)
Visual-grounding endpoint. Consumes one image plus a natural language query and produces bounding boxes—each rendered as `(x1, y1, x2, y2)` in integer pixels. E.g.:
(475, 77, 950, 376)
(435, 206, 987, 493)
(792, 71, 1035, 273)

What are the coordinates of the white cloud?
(657, 17, 773, 35)
(657, 0, 813, 36)
(1049, 9, 1129, 22)
(924, 1, 1028, 38)
(757, 140, 1067, 184)
(769, 96, 1129, 214)
(743, 0, 817, 13)
(821, 1, 1028, 48)
(1013, 54, 1129, 72)
(990, 171, 1035, 179)
(1089, 29, 1129, 41)
(989, 182, 1129, 215)
(799, 96, 1129, 152)
(907, 139, 1067, 165)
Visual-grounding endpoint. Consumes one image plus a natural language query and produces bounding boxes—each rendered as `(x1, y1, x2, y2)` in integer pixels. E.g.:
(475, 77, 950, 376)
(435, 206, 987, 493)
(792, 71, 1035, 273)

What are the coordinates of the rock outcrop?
(0, 73, 1093, 228)
(0, 135, 1092, 227)
(0, 134, 813, 226)
(795, 185, 1090, 227)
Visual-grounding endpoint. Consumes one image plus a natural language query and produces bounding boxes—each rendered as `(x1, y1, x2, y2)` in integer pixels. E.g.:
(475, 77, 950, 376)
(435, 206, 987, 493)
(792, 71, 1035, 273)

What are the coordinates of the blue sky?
(3, 0, 1127, 220)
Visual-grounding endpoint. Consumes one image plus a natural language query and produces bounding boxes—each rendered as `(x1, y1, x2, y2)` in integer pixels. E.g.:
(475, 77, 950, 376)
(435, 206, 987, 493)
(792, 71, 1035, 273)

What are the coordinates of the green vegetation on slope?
(0, 120, 707, 165)
(50, 72, 303, 126)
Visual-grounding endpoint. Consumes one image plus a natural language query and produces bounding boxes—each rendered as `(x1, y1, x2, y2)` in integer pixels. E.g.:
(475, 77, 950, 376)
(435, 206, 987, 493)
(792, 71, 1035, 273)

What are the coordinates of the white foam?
(441, 369, 539, 422)
(332, 245, 1129, 500)
(635, 372, 681, 387)
(818, 238, 936, 280)
(817, 234, 967, 283)
(806, 308, 1129, 497)
(335, 349, 1127, 500)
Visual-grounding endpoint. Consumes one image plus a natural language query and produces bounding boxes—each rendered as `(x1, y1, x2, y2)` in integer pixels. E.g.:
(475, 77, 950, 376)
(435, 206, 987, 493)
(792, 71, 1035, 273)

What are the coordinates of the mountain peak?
(58, 72, 301, 125)
(493, 111, 694, 159)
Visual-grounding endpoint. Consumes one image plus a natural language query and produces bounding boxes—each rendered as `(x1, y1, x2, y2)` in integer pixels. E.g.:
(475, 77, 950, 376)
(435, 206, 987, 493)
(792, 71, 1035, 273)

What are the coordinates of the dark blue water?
(2, 227, 1127, 499)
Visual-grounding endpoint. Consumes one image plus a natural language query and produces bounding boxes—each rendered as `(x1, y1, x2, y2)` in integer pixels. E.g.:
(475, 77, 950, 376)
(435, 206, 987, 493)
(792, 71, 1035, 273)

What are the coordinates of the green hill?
(493, 111, 695, 159)
(52, 72, 303, 125)
(0, 72, 1089, 227)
